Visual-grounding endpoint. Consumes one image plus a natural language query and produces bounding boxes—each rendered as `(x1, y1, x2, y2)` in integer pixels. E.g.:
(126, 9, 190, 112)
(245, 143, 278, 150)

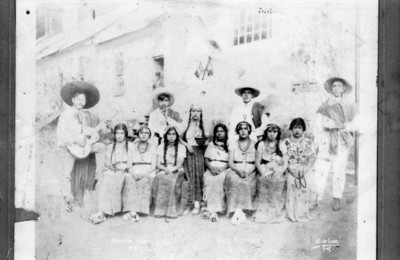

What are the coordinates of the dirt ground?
(35, 130, 357, 260)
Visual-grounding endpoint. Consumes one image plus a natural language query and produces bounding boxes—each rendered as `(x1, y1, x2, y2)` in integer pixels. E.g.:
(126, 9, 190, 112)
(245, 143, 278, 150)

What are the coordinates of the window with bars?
(114, 52, 125, 96)
(36, 6, 63, 39)
(233, 8, 272, 46)
(78, 56, 86, 81)
(152, 56, 164, 89)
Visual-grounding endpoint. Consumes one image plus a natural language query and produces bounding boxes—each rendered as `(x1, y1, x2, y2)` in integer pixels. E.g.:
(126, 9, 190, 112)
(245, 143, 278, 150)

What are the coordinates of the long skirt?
(225, 170, 257, 214)
(96, 170, 126, 215)
(254, 175, 287, 223)
(152, 170, 187, 218)
(203, 169, 228, 213)
(286, 173, 312, 222)
(184, 146, 205, 203)
(122, 170, 155, 214)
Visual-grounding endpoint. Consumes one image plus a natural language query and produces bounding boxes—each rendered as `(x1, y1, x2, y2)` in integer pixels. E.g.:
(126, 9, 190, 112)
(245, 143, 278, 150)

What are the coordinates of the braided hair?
(183, 107, 206, 142)
(162, 126, 180, 167)
(212, 123, 229, 152)
(111, 123, 129, 163)
(256, 124, 283, 156)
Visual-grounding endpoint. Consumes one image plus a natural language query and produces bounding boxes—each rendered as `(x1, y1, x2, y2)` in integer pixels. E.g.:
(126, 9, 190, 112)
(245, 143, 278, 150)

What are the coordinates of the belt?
(234, 160, 255, 164)
(209, 159, 229, 163)
(260, 159, 270, 165)
(114, 161, 128, 165)
(132, 162, 151, 166)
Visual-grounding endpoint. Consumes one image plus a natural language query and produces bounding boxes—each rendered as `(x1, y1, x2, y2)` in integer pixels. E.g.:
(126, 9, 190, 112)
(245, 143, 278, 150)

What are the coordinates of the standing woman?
(152, 126, 187, 218)
(89, 124, 132, 224)
(181, 104, 208, 214)
(122, 125, 157, 222)
(226, 121, 257, 225)
(202, 123, 229, 222)
(254, 122, 288, 223)
(284, 118, 316, 222)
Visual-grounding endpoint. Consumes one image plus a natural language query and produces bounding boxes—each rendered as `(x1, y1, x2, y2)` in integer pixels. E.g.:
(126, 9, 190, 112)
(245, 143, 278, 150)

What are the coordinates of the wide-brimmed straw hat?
(152, 87, 175, 107)
(234, 75, 261, 98)
(324, 77, 353, 95)
(60, 81, 100, 109)
(234, 86, 260, 98)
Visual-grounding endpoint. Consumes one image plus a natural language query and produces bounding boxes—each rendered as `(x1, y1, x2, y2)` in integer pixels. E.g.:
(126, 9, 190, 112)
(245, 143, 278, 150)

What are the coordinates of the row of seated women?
(89, 117, 316, 225)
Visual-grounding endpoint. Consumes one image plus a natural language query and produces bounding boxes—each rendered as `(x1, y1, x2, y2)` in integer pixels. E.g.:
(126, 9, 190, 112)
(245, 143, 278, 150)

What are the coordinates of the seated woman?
(225, 121, 257, 225)
(89, 124, 132, 224)
(284, 118, 316, 222)
(122, 125, 157, 222)
(202, 123, 229, 222)
(152, 126, 187, 218)
(254, 121, 288, 223)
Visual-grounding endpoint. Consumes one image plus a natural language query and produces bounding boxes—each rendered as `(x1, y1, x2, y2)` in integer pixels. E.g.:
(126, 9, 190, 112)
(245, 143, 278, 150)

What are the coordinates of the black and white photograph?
(15, 0, 377, 259)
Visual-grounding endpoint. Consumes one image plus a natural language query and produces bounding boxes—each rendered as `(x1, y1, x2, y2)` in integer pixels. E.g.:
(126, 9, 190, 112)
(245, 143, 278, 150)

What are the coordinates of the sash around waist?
(234, 160, 255, 164)
(260, 159, 270, 165)
(132, 162, 151, 165)
(209, 158, 229, 163)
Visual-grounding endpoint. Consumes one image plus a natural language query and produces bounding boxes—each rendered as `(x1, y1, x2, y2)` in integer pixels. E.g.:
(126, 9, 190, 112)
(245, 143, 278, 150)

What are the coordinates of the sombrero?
(60, 81, 100, 109)
(324, 77, 353, 95)
(234, 74, 261, 98)
(152, 87, 175, 107)
(234, 86, 260, 98)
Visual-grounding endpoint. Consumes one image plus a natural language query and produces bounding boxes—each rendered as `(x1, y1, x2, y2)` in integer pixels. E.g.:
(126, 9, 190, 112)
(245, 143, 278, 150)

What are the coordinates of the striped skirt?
(184, 146, 206, 203)
(152, 169, 188, 218)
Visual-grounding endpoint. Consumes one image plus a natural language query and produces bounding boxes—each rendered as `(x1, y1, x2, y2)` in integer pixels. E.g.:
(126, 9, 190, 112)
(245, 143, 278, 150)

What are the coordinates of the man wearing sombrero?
(148, 88, 183, 144)
(57, 81, 107, 212)
(229, 83, 268, 141)
(313, 77, 358, 211)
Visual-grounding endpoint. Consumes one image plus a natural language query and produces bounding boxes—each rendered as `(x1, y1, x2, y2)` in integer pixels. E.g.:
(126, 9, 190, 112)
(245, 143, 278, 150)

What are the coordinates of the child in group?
(284, 118, 316, 222)
(89, 124, 132, 224)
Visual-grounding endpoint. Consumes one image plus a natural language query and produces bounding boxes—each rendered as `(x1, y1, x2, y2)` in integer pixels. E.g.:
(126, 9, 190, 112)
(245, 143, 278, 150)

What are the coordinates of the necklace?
(238, 139, 251, 154)
(138, 142, 149, 154)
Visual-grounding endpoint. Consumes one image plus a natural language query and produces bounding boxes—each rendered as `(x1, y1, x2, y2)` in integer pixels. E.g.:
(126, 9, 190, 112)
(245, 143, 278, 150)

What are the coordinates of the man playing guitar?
(57, 81, 109, 213)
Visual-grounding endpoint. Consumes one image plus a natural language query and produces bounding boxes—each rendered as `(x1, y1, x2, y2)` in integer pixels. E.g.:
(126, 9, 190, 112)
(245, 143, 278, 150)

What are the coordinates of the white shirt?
(148, 107, 183, 138)
(229, 99, 269, 141)
(57, 106, 85, 147)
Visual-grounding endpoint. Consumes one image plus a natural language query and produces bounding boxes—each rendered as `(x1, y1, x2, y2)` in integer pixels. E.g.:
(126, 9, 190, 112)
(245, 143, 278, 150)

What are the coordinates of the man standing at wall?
(313, 77, 358, 211)
(148, 88, 183, 144)
(57, 81, 107, 212)
(229, 82, 269, 141)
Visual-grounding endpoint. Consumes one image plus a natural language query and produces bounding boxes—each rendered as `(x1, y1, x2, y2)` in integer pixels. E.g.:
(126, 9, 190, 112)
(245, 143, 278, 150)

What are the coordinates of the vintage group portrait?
(14, 0, 378, 259)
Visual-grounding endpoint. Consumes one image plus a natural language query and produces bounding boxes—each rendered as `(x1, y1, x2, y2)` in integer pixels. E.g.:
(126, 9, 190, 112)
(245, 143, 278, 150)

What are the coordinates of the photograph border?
(1, 0, 399, 259)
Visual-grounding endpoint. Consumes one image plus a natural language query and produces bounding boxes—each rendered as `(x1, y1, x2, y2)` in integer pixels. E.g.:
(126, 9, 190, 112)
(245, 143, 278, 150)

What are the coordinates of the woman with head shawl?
(181, 104, 208, 214)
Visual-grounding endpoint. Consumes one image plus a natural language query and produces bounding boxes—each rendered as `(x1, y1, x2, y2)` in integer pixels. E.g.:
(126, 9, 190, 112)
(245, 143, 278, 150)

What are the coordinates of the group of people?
(56, 76, 358, 225)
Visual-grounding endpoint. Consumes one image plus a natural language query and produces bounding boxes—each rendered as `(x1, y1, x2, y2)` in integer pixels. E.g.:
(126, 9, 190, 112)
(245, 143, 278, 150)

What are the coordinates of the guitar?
(67, 110, 120, 159)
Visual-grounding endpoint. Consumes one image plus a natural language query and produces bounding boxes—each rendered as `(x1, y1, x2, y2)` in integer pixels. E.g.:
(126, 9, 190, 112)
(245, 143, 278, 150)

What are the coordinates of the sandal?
(202, 211, 211, 219)
(64, 197, 73, 213)
(90, 213, 106, 224)
(192, 207, 200, 215)
(210, 213, 218, 222)
(122, 212, 139, 222)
